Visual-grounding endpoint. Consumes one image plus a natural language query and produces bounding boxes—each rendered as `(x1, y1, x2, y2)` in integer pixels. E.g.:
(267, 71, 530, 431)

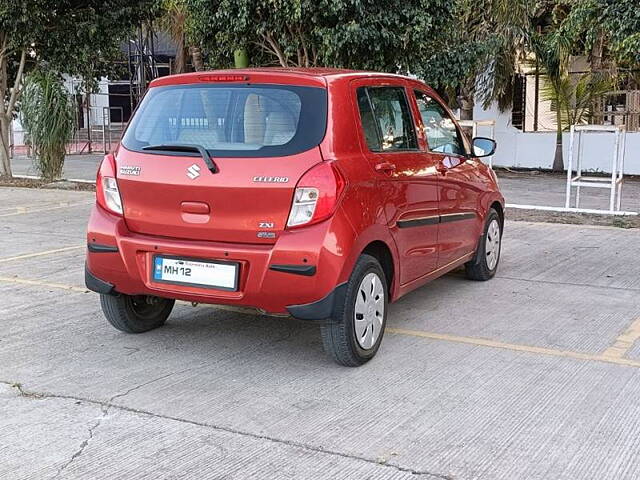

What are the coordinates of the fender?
(336, 221, 401, 301)
(479, 190, 505, 222)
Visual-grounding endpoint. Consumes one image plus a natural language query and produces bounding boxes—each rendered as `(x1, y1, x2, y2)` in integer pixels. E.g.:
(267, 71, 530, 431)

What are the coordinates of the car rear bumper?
(86, 204, 354, 318)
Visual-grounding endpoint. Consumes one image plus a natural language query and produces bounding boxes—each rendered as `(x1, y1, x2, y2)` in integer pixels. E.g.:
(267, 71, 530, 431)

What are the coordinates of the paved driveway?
(2, 187, 640, 479)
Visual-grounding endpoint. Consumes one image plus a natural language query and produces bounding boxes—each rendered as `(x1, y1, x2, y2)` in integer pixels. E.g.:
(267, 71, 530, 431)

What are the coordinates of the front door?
(353, 81, 439, 285)
(413, 90, 483, 268)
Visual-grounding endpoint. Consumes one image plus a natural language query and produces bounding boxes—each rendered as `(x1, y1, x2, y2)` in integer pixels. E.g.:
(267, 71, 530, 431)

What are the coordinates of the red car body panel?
(86, 68, 504, 316)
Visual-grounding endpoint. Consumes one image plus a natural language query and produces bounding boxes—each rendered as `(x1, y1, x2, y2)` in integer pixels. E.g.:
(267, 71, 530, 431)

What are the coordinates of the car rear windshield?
(121, 84, 327, 157)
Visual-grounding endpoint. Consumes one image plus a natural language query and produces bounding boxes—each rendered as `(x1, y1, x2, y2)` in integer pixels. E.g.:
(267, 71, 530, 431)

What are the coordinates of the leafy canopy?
(0, 0, 158, 92)
(185, 0, 456, 76)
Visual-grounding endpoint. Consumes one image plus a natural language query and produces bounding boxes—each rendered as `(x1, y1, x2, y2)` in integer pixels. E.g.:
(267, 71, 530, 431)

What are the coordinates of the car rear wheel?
(321, 254, 388, 367)
(100, 294, 175, 333)
(465, 208, 502, 281)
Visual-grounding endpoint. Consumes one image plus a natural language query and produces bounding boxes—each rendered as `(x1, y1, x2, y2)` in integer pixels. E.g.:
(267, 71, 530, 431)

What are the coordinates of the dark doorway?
(108, 83, 132, 123)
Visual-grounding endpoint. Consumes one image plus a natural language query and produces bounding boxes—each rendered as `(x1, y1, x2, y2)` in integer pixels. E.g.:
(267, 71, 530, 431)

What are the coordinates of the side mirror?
(471, 137, 496, 157)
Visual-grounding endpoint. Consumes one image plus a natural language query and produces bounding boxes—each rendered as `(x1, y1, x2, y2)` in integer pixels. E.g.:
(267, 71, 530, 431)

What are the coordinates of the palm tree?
(456, 0, 533, 120)
(157, 0, 204, 72)
(534, 17, 614, 172)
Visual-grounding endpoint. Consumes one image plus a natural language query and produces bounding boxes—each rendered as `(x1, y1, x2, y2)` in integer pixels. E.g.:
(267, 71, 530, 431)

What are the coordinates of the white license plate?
(152, 256, 239, 291)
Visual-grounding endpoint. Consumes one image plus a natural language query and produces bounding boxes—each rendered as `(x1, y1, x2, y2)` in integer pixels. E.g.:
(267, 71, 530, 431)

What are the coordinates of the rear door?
(413, 90, 483, 267)
(353, 80, 439, 285)
(116, 82, 327, 245)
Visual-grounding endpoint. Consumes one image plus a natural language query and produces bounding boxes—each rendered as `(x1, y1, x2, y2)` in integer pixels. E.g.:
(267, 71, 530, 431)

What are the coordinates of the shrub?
(21, 71, 75, 181)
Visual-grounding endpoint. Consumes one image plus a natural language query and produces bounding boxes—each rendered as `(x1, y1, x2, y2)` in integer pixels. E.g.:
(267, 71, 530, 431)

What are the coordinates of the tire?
(465, 208, 502, 281)
(321, 254, 388, 367)
(100, 294, 175, 333)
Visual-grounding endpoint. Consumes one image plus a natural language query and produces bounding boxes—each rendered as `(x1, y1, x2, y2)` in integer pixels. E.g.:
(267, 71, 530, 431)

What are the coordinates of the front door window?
(414, 91, 466, 156)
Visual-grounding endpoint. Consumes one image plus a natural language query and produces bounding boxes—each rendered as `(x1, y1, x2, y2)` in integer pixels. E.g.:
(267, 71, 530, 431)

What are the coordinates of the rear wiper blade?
(142, 144, 218, 173)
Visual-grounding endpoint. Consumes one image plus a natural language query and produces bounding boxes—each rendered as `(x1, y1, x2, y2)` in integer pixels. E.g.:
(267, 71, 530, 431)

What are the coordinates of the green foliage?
(20, 71, 75, 180)
(184, 0, 456, 73)
(541, 72, 613, 128)
(414, 0, 533, 115)
(1, 1, 157, 93)
(552, 0, 640, 66)
(1, 0, 158, 175)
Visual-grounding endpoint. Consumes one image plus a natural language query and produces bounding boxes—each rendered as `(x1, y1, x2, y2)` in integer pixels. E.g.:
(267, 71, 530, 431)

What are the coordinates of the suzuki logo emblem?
(187, 164, 201, 179)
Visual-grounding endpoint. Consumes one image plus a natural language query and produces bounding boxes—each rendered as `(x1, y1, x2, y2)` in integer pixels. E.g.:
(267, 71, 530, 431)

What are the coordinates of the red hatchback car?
(86, 68, 504, 366)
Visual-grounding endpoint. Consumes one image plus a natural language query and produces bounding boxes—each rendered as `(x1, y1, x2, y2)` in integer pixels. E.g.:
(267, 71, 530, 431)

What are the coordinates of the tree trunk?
(552, 107, 564, 172)
(190, 46, 204, 71)
(0, 47, 26, 177)
(0, 39, 10, 176)
(264, 32, 288, 67)
(459, 100, 474, 121)
(174, 34, 186, 73)
(588, 30, 605, 125)
(457, 83, 474, 140)
(590, 30, 604, 73)
(0, 115, 11, 177)
(457, 83, 474, 121)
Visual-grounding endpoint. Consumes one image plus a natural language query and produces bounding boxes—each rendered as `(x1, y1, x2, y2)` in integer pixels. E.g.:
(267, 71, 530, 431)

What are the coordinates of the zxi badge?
(187, 164, 201, 179)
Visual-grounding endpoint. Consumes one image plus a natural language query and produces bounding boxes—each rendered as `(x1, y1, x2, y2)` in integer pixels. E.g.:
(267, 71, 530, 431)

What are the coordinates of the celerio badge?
(253, 176, 289, 183)
(187, 164, 201, 179)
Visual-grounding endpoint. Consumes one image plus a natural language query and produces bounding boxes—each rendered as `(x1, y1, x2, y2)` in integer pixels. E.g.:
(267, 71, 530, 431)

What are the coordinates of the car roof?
(148, 67, 421, 89)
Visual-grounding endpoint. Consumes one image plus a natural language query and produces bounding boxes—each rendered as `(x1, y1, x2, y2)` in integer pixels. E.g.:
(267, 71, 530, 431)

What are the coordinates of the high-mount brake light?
(96, 153, 123, 216)
(198, 74, 249, 82)
(287, 162, 345, 229)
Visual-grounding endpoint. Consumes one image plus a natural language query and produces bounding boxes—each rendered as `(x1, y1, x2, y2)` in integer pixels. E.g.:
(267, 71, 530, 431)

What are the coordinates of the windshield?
(121, 84, 327, 157)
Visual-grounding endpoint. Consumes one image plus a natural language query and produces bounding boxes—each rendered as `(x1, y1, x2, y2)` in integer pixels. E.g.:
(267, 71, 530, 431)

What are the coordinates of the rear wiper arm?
(142, 144, 218, 173)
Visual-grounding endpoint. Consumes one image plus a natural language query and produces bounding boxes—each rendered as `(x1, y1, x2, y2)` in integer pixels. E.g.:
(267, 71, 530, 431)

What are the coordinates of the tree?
(157, 0, 206, 73)
(158, 0, 190, 74)
(0, 1, 156, 177)
(185, 0, 456, 73)
(417, 0, 533, 120)
(532, 0, 639, 172)
(21, 70, 75, 180)
(551, 0, 640, 71)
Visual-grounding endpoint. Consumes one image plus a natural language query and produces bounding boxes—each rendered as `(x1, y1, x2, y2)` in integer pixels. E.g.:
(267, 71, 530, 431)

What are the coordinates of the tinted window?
(121, 84, 327, 157)
(356, 88, 381, 150)
(357, 87, 417, 152)
(414, 91, 465, 155)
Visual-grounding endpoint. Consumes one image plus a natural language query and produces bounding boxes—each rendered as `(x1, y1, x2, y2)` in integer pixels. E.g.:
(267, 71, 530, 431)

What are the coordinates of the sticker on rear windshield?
(119, 166, 141, 176)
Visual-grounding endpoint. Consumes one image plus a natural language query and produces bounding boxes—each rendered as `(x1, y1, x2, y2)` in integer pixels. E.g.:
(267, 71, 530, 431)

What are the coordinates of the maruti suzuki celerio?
(85, 68, 504, 366)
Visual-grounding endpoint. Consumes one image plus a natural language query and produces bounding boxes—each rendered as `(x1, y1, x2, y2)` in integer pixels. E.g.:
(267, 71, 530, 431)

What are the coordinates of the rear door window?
(356, 86, 417, 152)
(122, 84, 327, 157)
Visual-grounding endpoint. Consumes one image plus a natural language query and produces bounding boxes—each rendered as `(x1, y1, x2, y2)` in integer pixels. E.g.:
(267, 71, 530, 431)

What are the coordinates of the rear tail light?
(287, 162, 345, 228)
(96, 154, 123, 216)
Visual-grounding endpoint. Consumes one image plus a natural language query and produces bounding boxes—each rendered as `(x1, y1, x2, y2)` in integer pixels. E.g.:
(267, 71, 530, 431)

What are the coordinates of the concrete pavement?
(11, 154, 102, 182)
(2, 187, 640, 479)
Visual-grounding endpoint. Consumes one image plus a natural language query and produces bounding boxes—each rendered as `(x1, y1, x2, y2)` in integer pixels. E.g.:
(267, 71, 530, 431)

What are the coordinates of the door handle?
(375, 162, 396, 174)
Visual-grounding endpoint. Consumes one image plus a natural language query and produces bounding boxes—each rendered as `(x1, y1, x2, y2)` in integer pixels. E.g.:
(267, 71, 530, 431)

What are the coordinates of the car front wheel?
(100, 294, 175, 333)
(321, 254, 388, 367)
(465, 208, 502, 281)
